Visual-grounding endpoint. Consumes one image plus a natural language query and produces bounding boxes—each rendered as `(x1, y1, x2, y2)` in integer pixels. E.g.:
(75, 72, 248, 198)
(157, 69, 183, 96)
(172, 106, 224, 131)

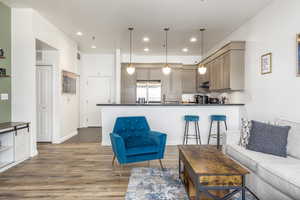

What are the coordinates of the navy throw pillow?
(246, 120, 290, 157)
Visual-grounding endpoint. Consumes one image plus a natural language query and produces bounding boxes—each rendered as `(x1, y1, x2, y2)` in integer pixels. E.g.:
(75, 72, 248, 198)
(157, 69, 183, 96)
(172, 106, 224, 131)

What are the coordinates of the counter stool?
(208, 115, 227, 149)
(183, 115, 201, 145)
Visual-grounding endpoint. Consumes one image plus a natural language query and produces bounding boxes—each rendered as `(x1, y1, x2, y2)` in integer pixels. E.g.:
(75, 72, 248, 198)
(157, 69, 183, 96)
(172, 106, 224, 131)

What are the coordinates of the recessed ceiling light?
(190, 37, 197, 42)
(144, 48, 150, 52)
(76, 31, 83, 36)
(91, 45, 97, 49)
(143, 37, 150, 42)
(182, 48, 189, 52)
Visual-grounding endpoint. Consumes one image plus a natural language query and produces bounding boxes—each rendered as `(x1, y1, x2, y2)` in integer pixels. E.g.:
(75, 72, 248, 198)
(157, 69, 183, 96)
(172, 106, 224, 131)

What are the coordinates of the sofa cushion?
(276, 119, 300, 160)
(226, 144, 258, 172)
(226, 144, 300, 200)
(246, 121, 290, 157)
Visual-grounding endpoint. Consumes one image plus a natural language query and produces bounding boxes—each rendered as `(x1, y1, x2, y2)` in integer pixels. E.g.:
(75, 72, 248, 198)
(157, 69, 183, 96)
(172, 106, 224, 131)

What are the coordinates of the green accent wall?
(0, 2, 11, 123)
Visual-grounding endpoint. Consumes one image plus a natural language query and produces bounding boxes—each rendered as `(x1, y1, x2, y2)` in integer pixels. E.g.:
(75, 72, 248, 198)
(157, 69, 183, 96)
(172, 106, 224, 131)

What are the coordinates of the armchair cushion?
(126, 145, 159, 156)
(125, 135, 157, 148)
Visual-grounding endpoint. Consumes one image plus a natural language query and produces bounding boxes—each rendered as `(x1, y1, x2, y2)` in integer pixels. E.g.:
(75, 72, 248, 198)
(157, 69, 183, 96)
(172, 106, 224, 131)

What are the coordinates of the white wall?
(12, 9, 79, 154)
(11, 9, 36, 155)
(206, 0, 300, 122)
(80, 54, 116, 127)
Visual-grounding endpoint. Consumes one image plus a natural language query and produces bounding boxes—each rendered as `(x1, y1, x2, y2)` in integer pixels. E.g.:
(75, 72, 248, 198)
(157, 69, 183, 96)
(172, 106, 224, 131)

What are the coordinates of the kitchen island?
(97, 104, 244, 146)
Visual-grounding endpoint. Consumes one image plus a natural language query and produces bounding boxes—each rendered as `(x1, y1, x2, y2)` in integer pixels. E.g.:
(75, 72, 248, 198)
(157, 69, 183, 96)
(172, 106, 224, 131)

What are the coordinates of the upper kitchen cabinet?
(162, 67, 182, 102)
(200, 41, 245, 91)
(121, 65, 136, 103)
(182, 66, 197, 93)
(136, 67, 149, 80)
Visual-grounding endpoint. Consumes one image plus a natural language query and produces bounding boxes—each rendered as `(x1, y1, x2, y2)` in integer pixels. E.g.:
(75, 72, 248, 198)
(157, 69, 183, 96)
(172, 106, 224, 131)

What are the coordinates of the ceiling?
(2, 0, 273, 55)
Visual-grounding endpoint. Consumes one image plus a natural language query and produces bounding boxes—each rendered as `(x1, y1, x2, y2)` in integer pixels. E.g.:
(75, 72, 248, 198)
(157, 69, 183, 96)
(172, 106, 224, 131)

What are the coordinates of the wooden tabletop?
(178, 145, 249, 176)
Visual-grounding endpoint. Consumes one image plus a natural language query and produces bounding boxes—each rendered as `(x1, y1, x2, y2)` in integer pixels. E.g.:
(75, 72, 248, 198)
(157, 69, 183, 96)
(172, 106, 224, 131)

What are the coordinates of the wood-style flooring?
(63, 128, 102, 144)
(0, 142, 178, 199)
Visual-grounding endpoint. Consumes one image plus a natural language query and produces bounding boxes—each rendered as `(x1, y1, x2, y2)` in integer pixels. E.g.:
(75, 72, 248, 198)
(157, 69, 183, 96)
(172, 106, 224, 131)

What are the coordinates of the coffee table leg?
(242, 175, 246, 200)
(178, 158, 181, 179)
(196, 178, 201, 200)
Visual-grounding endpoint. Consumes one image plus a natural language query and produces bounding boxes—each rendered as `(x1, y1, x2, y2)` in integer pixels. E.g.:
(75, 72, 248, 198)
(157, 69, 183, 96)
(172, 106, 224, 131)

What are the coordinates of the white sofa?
(224, 119, 300, 200)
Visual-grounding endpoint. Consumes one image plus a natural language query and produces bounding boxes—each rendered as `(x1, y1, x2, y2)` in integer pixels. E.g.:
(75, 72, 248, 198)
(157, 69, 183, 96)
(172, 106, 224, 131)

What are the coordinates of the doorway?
(36, 65, 53, 142)
(35, 39, 57, 143)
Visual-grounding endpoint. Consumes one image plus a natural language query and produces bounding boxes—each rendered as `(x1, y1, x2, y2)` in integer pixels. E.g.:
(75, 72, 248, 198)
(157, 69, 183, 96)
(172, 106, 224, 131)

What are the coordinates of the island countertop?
(97, 103, 244, 106)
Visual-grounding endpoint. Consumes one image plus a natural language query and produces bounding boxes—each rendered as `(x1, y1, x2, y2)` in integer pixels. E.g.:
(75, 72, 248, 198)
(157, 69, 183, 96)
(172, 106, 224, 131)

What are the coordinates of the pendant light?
(198, 28, 207, 75)
(162, 28, 171, 75)
(127, 27, 135, 75)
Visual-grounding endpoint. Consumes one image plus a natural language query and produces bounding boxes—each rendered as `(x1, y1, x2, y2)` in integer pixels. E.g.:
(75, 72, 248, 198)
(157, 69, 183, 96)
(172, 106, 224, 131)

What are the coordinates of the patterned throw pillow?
(239, 118, 252, 147)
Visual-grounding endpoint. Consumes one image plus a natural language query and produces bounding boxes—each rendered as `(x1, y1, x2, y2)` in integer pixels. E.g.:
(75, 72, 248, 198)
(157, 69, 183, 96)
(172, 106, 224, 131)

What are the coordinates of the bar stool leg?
(196, 121, 201, 144)
(186, 122, 189, 145)
(207, 121, 213, 144)
(194, 121, 198, 145)
(224, 120, 228, 131)
(217, 121, 220, 149)
(183, 121, 187, 145)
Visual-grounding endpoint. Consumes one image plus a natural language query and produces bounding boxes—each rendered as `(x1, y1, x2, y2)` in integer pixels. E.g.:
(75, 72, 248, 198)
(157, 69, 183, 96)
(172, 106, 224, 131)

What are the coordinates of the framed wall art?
(261, 53, 272, 75)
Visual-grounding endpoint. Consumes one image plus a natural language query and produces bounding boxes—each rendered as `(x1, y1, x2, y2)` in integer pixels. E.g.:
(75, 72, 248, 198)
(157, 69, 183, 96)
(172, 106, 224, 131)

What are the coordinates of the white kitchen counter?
(100, 104, 244, 146)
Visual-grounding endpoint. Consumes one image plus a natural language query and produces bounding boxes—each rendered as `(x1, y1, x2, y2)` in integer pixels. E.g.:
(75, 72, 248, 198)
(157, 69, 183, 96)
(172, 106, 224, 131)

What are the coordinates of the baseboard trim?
(53, 130, 78, 144)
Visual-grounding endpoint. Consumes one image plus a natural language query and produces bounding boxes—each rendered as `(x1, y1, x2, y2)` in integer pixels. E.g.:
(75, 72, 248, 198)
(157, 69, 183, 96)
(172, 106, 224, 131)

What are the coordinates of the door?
(36, 66, 53, 142)
(86, 77, 111, 127)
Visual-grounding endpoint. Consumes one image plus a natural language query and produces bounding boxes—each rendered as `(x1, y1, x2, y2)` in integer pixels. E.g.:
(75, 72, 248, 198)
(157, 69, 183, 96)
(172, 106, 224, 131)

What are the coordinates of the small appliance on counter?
(208, 97, 220, 104)
(137, 97, 146, 104)
(0, 68, 6, 76)
(0, 49, 4, 57)
(195, 95, 209, 104)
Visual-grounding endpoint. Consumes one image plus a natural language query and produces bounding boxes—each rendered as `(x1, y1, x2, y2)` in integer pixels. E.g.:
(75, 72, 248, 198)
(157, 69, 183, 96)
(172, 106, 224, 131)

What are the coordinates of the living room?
(0, 0, 300, 199)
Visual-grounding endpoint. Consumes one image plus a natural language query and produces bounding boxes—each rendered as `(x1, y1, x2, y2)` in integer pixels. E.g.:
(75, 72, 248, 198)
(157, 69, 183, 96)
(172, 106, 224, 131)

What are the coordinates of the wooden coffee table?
(178, 145, 255, 200)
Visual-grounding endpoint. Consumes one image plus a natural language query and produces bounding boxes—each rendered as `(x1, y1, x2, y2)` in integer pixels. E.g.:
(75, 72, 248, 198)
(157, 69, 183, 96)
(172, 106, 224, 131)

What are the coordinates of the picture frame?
(297, 34, 300, 76)
(261, 53, 272, 75)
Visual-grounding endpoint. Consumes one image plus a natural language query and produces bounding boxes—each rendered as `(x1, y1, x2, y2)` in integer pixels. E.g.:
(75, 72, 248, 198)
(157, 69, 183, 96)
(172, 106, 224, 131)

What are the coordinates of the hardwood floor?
(63, 128, 102, 144)
(0, 143, 178, 200)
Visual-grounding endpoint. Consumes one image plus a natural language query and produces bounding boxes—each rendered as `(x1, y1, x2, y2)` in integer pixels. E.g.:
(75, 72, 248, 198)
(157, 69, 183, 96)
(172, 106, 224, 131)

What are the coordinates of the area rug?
(125, 168, 257, 200)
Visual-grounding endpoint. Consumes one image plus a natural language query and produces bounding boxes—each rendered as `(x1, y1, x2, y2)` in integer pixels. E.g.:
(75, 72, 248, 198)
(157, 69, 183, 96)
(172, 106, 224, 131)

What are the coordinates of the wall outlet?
(0, 93, 9, 100)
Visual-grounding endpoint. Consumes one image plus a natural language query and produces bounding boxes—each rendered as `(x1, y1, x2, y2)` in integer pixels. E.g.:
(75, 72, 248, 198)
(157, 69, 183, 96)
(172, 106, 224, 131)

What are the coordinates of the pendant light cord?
(164, 28, 169, 65)
(200, 28, 205, 59)
(130, 28, 132, 64)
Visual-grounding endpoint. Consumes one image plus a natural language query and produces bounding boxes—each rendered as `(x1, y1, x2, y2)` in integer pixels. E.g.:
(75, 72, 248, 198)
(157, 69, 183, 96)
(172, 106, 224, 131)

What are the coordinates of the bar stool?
(183, 115, 201, 145)
(208, 115, 227, 149)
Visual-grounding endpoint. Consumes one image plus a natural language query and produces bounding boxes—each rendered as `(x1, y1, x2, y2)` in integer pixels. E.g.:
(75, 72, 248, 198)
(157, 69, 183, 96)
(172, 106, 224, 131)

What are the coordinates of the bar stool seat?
(208, 115, 227, 149)
(184, 115, 200, 122)
(183, 115, 201, 145)
(211, 115, 227, 121)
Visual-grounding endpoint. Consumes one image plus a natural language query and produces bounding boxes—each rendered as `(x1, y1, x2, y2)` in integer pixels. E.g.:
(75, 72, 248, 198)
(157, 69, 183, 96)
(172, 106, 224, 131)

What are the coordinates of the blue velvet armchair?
(110, 116, 167, 170)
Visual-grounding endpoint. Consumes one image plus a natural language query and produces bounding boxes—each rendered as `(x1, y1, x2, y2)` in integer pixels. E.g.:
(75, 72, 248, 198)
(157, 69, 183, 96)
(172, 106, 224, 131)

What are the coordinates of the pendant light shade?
(198, 28, 207, 75)
(162, 64, 171, 75)
(198, 64, 207, 74)
(127, 27, 135, 75)
(127, 63, 135, 75)
(162, 28, 171, 75)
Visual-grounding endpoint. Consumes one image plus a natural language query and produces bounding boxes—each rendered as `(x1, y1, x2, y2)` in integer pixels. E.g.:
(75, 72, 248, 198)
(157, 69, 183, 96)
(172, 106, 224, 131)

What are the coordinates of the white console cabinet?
(0, 122, 31, 172)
